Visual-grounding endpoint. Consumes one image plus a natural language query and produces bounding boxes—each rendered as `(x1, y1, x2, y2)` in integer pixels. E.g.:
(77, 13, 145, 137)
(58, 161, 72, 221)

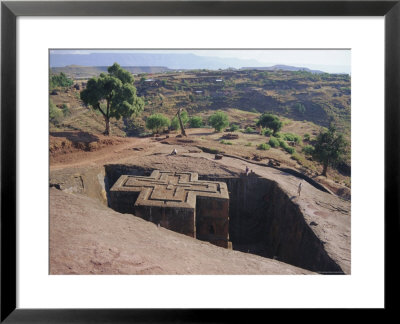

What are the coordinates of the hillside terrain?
(49, 66, 351, 275)
(50, 67, 351, 191)
(51, 67, 350, 134)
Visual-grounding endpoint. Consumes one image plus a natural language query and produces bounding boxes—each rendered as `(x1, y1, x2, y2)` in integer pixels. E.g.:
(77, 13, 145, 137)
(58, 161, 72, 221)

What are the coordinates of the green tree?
(209, 111, 229, 132)
(188, 116, 203, 128)
(313, 125, 348, 176)
(80, 63, 144, 135)
(50, 72, 73, 89)
(256, 113, 282, 134)
(171, 110, 189, 130)
(146, 114, 171, 134)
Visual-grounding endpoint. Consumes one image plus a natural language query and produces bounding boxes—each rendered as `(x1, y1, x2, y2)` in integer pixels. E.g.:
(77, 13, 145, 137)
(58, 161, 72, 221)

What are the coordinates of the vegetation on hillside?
(50, 72, 73, 89)
(312, 125, 349, 176)
(171, 110, 189, 130)
(146, 113, 171, 134)
(49, 66, 351, 183)
(256, 113, 283, 134)
(209, 111, 229, 132)
(80, 63, 144, 135)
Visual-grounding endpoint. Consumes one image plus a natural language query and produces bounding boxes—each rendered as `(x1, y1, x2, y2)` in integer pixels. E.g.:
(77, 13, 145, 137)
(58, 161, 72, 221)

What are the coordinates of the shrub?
(220, 140, 233, 145)
(49, 100, 63, 124)
(229, 123, 240, 132)
(282, 132, 301, 144)
(245, 126, 255, 133)
(278, 139, 288, 149)
(256, 113, 282, 134)
(302, 144, 314, 155)
(257, 143, 271, 150)
(50, 72, 73, 89)
(284, 146, 295, 154)
(209, 111, 229, 132)
(62, 103, 71, 116)
(250, 108, 259, 113)
(188, 116, 203, 128)
(303, 133, 311, 141)
(278, 139, 295, 153)
(245, 142, 252, 147)
(268, 137, 280, 148)
(261, 128, 273, 136)
(146, 114, 171, 133)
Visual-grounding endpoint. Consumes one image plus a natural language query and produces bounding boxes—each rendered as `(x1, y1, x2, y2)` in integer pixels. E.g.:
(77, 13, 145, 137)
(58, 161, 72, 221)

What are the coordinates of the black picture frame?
(1, 0, 398, 321)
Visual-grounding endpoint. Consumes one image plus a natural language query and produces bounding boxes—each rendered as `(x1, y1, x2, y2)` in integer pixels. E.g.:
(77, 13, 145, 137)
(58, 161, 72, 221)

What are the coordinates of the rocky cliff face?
(203, 175, 343, 274)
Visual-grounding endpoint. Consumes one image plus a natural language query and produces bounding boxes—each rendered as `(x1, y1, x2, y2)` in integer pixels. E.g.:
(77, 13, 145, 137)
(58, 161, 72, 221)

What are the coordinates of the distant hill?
(50, 65, 172, 79)
(50, 53, 262, 70)
(241, 65, 325, 74)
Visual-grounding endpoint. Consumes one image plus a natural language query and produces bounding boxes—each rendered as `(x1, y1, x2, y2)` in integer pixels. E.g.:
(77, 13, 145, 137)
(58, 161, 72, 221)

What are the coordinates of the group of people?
(245, 166, 255, 176)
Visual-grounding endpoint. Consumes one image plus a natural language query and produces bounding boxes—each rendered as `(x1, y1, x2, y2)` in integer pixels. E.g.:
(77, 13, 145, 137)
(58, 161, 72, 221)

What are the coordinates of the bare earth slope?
(50, 188, 313, 275)
(50, 130, 350, 274)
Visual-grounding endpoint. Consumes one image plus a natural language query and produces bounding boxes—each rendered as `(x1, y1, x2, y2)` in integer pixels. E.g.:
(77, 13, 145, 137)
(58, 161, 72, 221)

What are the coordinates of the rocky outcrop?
(49, 188, 314, 275)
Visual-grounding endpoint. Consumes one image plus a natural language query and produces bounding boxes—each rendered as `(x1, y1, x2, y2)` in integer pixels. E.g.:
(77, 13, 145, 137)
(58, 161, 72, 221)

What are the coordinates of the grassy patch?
(257, 143, 271, 150)
(220, 140, 233, 145)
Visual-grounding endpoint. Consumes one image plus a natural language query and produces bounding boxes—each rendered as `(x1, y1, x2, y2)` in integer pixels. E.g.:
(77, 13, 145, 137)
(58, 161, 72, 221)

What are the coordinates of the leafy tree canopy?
(209, 111, 229, 132)
(50, 72, 73, 88)
(146, 114, 171, 134)
(256, 113, 282, 134)
(312, 124, 348, 176)
(80, 63, 144, 135)
(188, 116, 203, 128)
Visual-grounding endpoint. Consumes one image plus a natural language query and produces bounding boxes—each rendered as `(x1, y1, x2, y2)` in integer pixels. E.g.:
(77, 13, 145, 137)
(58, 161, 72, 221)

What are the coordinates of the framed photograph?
(1, 0, 398, 321)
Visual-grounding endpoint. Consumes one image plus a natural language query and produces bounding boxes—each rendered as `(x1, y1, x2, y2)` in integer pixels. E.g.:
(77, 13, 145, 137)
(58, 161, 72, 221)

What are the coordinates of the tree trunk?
(177, 108, 187, 136)
(322, 162, 328, 177)
(104, 117, 110, 136)
(104, 99, 111, 136)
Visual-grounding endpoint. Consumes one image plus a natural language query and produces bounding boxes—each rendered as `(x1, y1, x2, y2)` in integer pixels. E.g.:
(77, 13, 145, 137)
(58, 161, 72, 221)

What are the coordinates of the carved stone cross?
(109, 170, 231, 248)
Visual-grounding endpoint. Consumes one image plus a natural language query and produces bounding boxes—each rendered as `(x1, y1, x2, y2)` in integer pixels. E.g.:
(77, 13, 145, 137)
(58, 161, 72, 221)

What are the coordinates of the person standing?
(298, 181, 303, 196)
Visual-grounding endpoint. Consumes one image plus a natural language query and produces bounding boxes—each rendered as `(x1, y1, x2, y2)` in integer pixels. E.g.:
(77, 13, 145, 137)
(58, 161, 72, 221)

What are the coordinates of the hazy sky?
(50, 49, 351, 74)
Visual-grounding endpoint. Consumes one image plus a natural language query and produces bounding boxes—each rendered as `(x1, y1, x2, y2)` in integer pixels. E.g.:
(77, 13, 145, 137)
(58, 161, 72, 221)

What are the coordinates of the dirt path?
(50, 136, 151, 171)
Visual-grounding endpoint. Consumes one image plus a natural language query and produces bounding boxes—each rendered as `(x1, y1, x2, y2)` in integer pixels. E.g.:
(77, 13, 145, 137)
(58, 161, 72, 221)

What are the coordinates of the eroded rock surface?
(50, 188, 314, 275)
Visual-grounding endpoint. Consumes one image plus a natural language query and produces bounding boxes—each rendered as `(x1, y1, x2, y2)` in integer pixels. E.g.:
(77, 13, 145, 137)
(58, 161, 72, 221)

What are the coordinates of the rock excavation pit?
(108, 170, 231, 249)
(104, 164, 344, 274)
